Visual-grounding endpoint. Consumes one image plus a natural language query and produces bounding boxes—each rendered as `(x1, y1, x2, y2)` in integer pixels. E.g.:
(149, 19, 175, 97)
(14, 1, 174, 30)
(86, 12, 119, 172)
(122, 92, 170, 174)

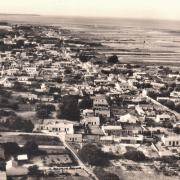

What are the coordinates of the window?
(176, 141, 179, 145)
(169, 141, 171, 146)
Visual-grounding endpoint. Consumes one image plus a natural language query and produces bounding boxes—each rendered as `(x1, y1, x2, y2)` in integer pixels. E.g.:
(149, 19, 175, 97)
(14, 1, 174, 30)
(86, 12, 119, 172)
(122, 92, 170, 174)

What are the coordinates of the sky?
(0, 0, 180, 20)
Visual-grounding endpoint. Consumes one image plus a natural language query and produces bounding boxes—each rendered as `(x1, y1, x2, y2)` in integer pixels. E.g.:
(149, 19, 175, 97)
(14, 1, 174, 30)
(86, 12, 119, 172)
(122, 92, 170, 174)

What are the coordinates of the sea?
(1, 15, 180, 64)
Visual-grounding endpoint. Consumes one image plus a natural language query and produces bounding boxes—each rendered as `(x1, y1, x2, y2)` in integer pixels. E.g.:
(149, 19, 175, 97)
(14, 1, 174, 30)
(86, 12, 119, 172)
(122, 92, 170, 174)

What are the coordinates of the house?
(102, 125, 122, 136)
(155, 114, 171, 123)
(0, 77, 14, 88)
(118, 135, 143, 144)
(17, 154, 28, 161)
(17, 154, 28, 165)
(83, 135, 101, 143)
(65, 134, 82, 143)
(118, 113, 138, 124)
(6, 68, 19, 76)
(34, 120, 74, 134)
(151, 82, 165, 89)
(20, 93, 38, 101)
(81, 117, 100, 126)
(17, 76, 33, 84)
(23, 67, 38, 77)
(161, 135, 180, 147)
(115, 82, 132, 91)
(100, 136, 114, 145)
(142, 88, 156, 97)
(6, 158, 18, 170)
(0, 171, 6, 180)
(170, 90, 180, 98)
(39, 95, 54, 102)
(93, 95, 110, 117)
(82, 109, 94, 117)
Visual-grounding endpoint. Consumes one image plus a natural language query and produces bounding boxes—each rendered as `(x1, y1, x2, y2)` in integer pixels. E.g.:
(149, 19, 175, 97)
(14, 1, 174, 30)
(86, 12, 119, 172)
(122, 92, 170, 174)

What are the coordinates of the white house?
(24, 67, 38, 77)
(161, 135, 180, 147)
(6, 158, 18, 170)
(118, 113, 138, 124)
(81, 117, 100, 126)
(155, 114, 171, 123)
(34, 120, 74, 134)
(82, 109, 94, 117)
(17, 154, 28, 161)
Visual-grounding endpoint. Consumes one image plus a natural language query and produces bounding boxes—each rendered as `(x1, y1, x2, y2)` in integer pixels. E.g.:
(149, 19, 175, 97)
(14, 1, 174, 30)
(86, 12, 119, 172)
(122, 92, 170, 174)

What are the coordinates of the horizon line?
(0, 13, 180, 22)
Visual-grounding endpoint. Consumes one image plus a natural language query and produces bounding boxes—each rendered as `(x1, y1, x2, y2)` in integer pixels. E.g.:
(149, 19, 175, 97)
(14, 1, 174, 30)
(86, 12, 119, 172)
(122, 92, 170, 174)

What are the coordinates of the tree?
(147, 91, 158, 99)
(36, 109, 50, 119)
(64, 68, 72, 74)
(3, 116, 34, 132)
(94, 167, 122, 180)
(79, 144, 109, 166)
(175, 103, 180, 113)
(0, 160, 5, 171)
(107, 55, 119, 64)
(174, 127, 180, 134)
(28, 165, 42, 176)
(36, 104, 56, 119)
(79, 96, 93, 109)
(57, 95, 80, 121)
(23, 141, 39, 156)
(3, 142, 22, 157)
(13, 82, 27, 92)
(79, 52, 90, 62)
(123, 150, 146, 162)
(163, 101, 175, 110)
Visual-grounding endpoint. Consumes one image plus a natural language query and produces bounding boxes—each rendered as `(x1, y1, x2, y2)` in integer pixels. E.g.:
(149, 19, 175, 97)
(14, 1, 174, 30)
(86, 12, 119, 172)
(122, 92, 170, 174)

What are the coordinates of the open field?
(0, 134, 62, 146)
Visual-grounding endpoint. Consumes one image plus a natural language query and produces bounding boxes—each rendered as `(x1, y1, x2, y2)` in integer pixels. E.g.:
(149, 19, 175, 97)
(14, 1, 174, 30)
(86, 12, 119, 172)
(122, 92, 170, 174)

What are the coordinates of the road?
(146, 95, 180, 120)
(59, 136, 99, 180)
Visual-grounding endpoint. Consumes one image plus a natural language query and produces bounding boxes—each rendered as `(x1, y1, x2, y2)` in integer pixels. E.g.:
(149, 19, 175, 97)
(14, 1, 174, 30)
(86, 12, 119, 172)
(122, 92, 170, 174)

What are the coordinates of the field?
(31, 154, 74, 167)
(0, 133, 63, 146)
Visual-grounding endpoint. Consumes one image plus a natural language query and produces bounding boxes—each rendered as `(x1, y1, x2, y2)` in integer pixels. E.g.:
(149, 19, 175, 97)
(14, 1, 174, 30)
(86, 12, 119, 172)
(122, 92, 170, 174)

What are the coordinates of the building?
(118, 113, 138, 124)
(17, 154, 28, 161)
(82, 109, 94, 117)
(102, 125, 122, 136)
(6, 158, 18, 170)
(81, 117, 100, 126)
(65, 134, 83, 143)
(162, 135, 180, 147)
(155, 114, 171, 123)
(93, 95, 110, 117)
(34, 120, 74, 134)
(0, 171, 6, 180)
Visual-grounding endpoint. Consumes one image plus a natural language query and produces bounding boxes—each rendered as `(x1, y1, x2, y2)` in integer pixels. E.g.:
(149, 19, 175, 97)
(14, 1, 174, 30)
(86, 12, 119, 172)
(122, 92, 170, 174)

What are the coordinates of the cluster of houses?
(0, 23, 180, 172)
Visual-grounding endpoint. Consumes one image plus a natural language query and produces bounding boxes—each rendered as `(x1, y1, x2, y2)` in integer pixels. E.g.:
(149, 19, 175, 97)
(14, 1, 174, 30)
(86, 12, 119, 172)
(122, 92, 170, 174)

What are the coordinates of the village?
(0, 22, 179, 180)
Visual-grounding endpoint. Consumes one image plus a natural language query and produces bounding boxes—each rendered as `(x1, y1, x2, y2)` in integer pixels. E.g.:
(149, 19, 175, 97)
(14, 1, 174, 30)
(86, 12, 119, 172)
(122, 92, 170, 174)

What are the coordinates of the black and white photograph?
(0, 0, 180, 180)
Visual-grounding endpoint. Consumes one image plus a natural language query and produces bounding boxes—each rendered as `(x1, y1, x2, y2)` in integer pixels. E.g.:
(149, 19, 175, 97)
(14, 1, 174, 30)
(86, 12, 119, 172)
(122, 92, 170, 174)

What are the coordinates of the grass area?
(0, 134, 63, 146)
